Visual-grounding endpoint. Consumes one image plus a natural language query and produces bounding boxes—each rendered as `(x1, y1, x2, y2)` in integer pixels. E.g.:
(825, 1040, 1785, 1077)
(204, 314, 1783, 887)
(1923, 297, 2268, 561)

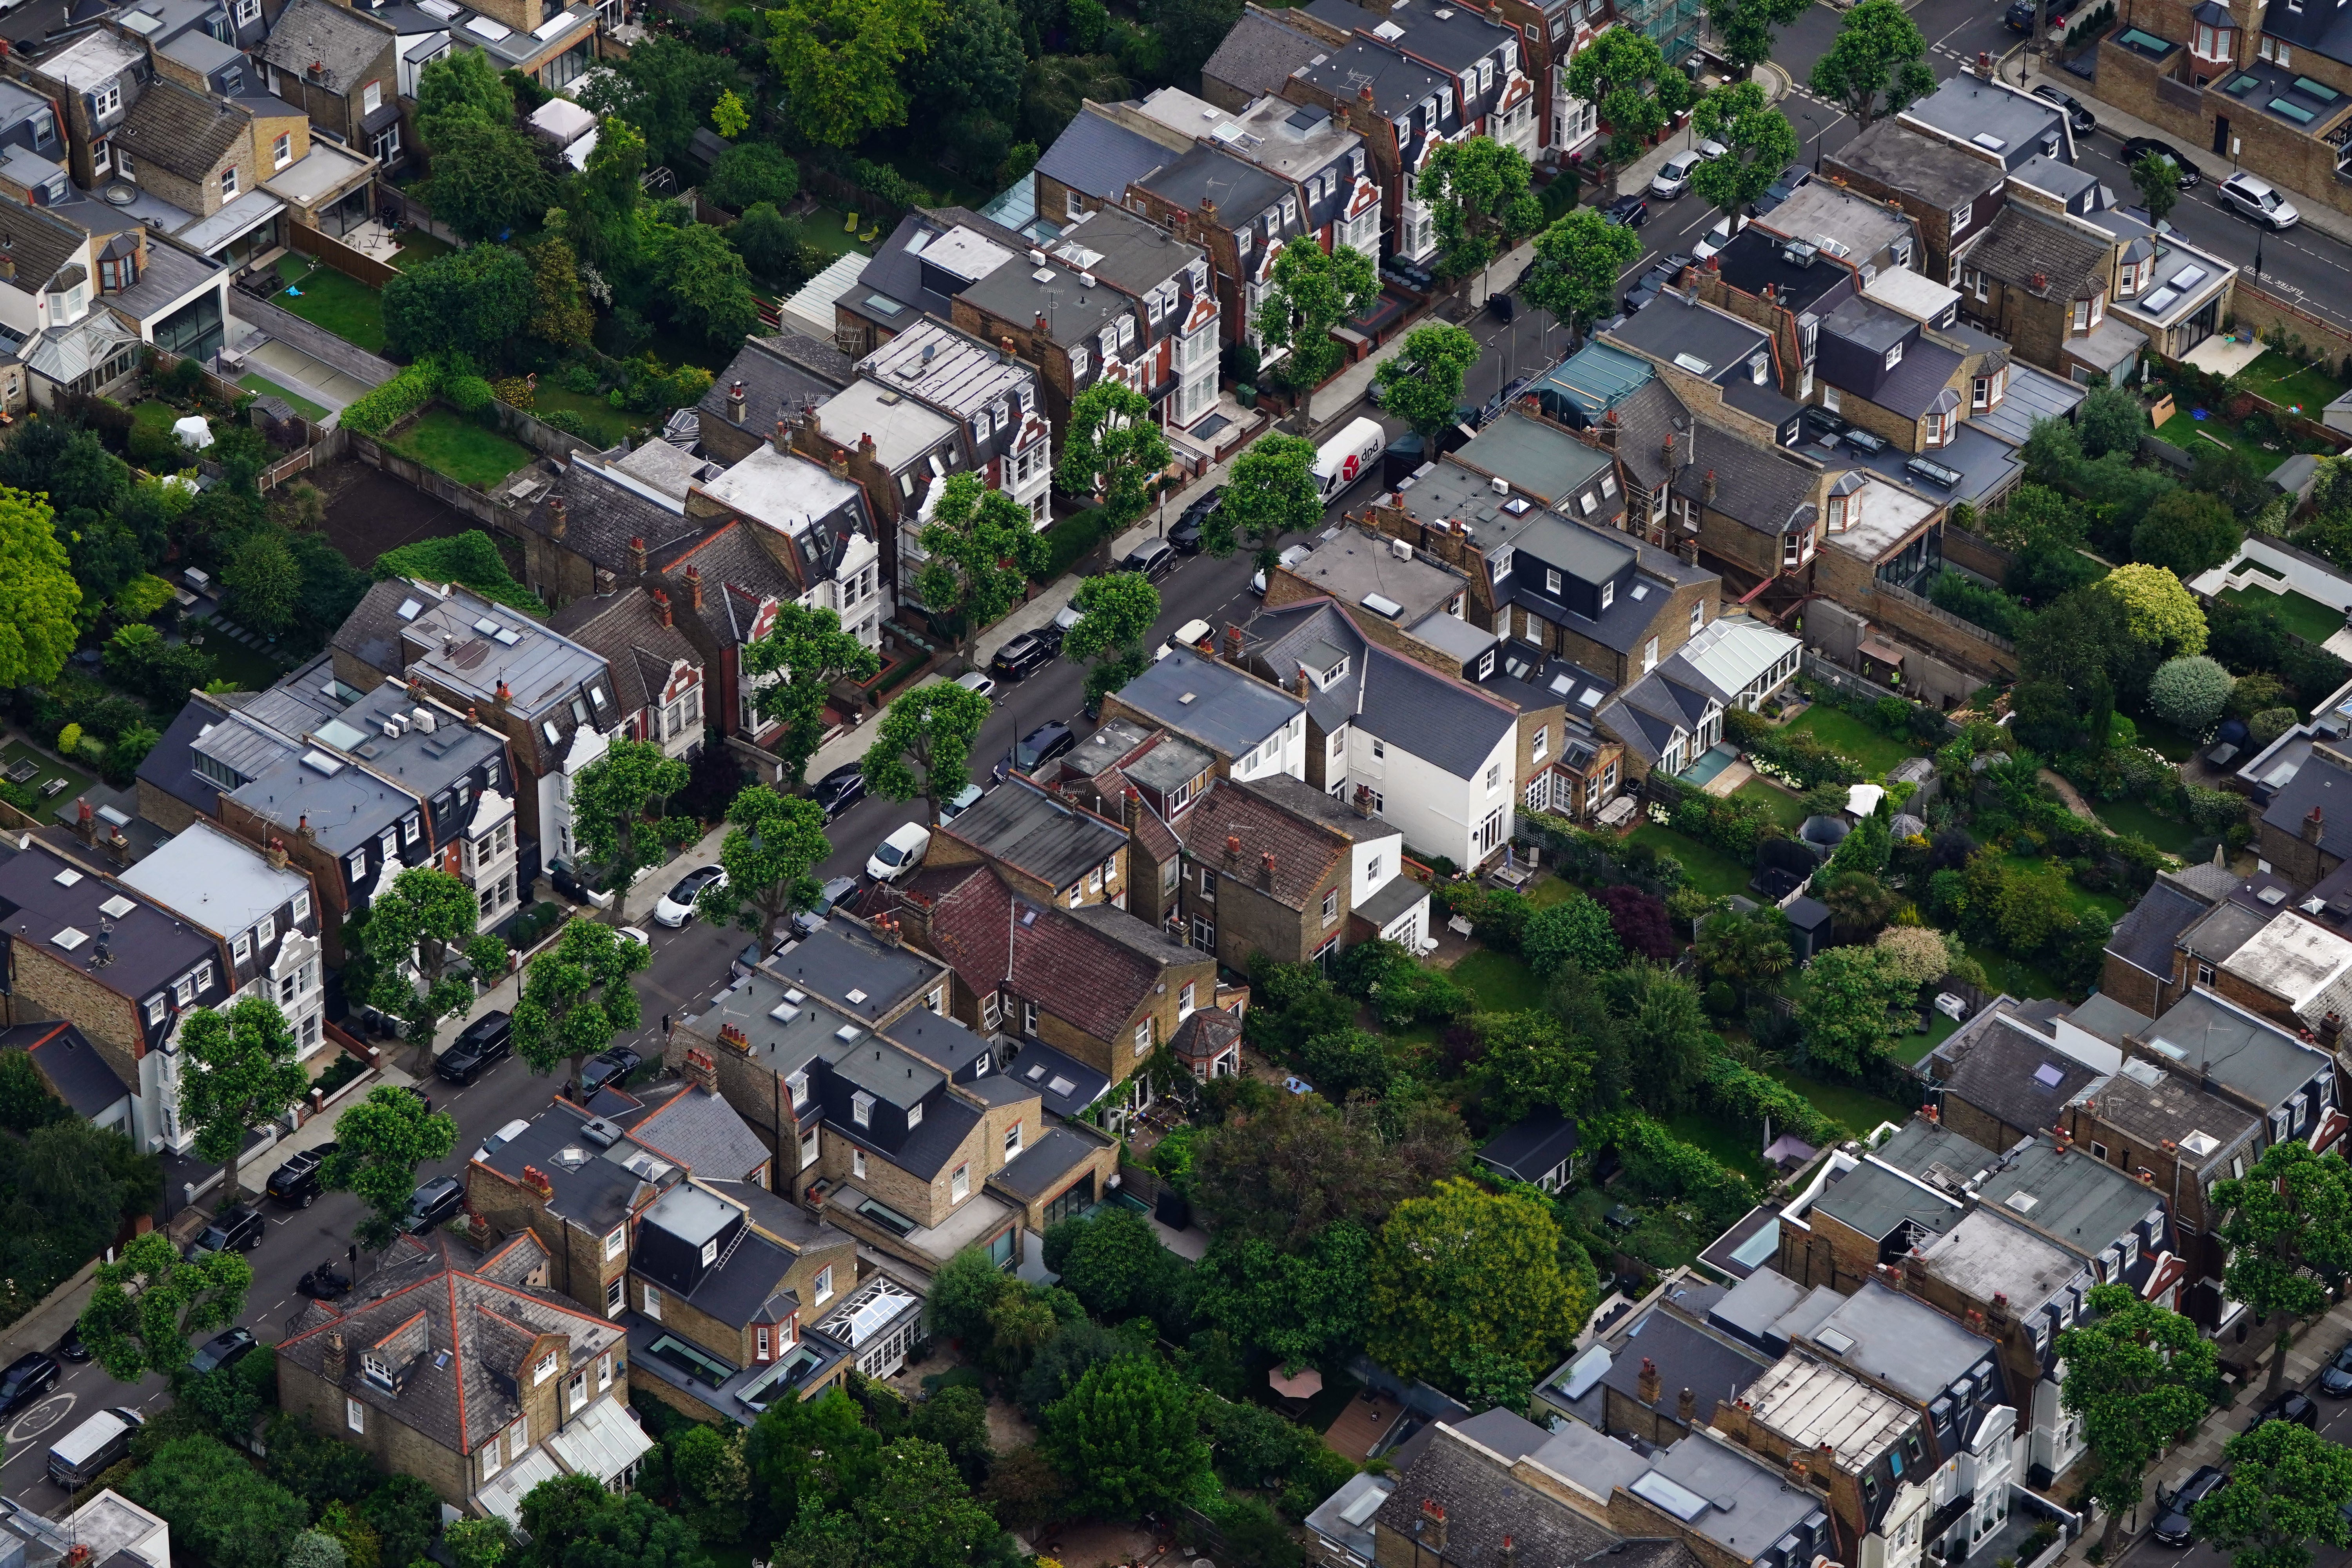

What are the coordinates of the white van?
(47, 1407, 143, 1489)
(1313, 417, 1387, 503)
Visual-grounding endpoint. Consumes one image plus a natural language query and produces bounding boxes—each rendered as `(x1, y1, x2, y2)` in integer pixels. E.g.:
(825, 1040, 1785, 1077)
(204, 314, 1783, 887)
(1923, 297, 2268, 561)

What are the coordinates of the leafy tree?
(1194, 1222, 1374, 1368)
(521, 236, 596, 351)
(382, 243, 534, 363)
(359, 866, 509, 1076)
(2057, 1284, 2219, 1557)
(2132, 490, 2243, 578)
(1873, 926, 1956, 988)
(2196, 1417, 2352, 1568)
(1470, 1008, 1597, 1123)
(767, 0, 944, 146)
(286, 1532, 348, 1568)
(0, 1049, 66, 1133)
(1415, 136, 1543, 289)
(862, 681, 992, 819)
(2149, 655, 2236, 737)
(743, 601, 881, 789)
(1597, 883, 1675, 962)
(748, 1387, 886, 1532)
(445, 1518, 514, 1568)
(1204, 432, 1320, 569)
(1689, 82, 1800, 218)
(425, 118, 554, 241)
(577, 37, 736, 168)
(1809, 0, 1935, 123)
(1374, 323, 1482, 439)
(1061, 570, 1161, 711)
(2212, 1141, 2352, 1394)
(1367, 1177, 1588, 1390)
(1564, 29, 1693, 157)
(1455, 1346, 1535, 1417)
(711, 88, 749, 138)
(704, 144, 803, 214)
(363, 1478, 441, 1568)
(513, 916, 652, 1091)
(1522, 208, 1642, 345)
(179, 996, 307, 1209)
(910, 1383, 996, 1485)
(1054, 381, 1173, 532)
(1521, 890, 1622, 978)
(2078, 384, 2147, 460)
(80, 1231, 253, 1382)
(1044, 1356, 1210, 1517)
(557, 117, 648, 274)
(1819, 869, 1897, 938)
(1302, 1027, 1397, 1100)
(1053, 1207, 1178, 1320)
(103, 623, 212, 707)
(927, 1247, 1014, 1345)
(773, 1436, 1000, 1568)
(652, 220, 762, 347)
(2099, 563, 2207, 656)
(2132, 149, 2182, 225)
(224, 527, 301, 636)
(1018, 53, 1132, 145)
(1608, 963, 1714, 1114)
(123, 1436, 308, 1568)
(1252, 237, 1379, 423)
(917, 0, 1025, 124)
(1794, 945, 1912, 1077)
(1191, 1092, 1466, 1249)
(322, 1086, 458, 1250)
(416, 49, 513, 148)
(1708, 0, 1811, 75)
(569, 737, 691, 907)
(518, 1477, 706, 1568)
(918, 472, 1049, 666)
(696, 784, 831, 953)
(668, 1425, 750, 1545)
(731, 203, 811, 285)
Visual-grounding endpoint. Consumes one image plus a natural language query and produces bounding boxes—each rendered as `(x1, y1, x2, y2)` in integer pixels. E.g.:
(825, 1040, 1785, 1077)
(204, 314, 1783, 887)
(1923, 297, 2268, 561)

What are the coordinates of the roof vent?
(579, 1118, 625, 1148)
(835, 1024, 861, 1043)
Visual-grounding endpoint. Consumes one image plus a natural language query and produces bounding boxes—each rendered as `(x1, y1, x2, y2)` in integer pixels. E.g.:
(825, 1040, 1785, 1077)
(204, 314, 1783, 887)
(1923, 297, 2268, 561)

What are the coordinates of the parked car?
(1155, 619, 1216, 662)
(616, 925, 650, 954)
(579, 1045, 642, 1100)
(2121, 136, 2203, 189)
(1168, 488, 1222, 554)
(2252, 1390, 2320, 1429)
(2005, 0, 2067, 32)
(2320, 1337, 2352, 1395)
(0, 1353, 56, 1419)
(1693, 216, 1740, 261)
(1486, 289, 1515, 322)
(789, 874, 862, 940)
(938, 782, 985, 828)
(988, 632, 1053, 682)
(1650, 148, 1707, 199)
(954, 670, 998, 700)
(2032, 83, 2098, 134)
(867, 820, 933, 882)
(812, 760, 868, 820)
(46, 1406, 142, 1489)
(1122, 538, 1178, 582)
(1602, 192, 1649, 227)
(187, 1204, 265, 1258)
(2153, 1466, 2227, 1546)
(265, 1142, 339, 1209)
(1037, 603, 1083, 656)
(51, 1328, 88, 1364)
(189, 1327, 258, 1376)
(1253, 543, 1312, 596)
(2219, 171, 2299, 229)
(401, 1175, 466, 1235)
(475, 1117, 531, 1165)
(1014, 720, 1076, 773)
(437, 1009, 513, 1084)
(1758, 165, 1810, 214)
(653, 864, 728, 928)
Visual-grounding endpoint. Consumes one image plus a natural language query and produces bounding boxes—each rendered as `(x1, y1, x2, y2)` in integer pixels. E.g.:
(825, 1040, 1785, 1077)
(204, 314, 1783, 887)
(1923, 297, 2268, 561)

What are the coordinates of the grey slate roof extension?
(1937, 1012, 2102, 1138)
(2107, 878, 2212, 979)
(1966, 205, 2109, 300)
(1036, 106, 1176, 202)
(1670, 423, 1823, 534)
(255, 0, 393, 89)
(1202, 5, 1330, 100)
(700, 334, 853, 445)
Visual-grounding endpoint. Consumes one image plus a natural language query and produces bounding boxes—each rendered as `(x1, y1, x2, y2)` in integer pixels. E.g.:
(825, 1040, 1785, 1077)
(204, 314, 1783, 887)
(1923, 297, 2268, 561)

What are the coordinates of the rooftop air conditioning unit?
(1078, 270, 1097, 288)
(578, 1117, 625, 1149)
(1490, 475, 1509, 494)
(1391, 537, 1413, 561)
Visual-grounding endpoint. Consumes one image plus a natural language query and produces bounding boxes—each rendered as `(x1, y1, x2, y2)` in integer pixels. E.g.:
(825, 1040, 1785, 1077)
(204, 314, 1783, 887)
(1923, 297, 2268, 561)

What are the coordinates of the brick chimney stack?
(1223, 624, 1245, 662)
(1293, 667, 1309, 697)
(681, 1045, 717, 1094)
(727, 380, 746, 423)
(1678, 1387, 1697, 1423)
(322, 1332, 347, 1385)
(684, 564, 704, 610)
(1638, 1356, 1661, 1405)
(1703, 468, 1718, 503)
(548, 494, 568, 540)
(630, 536, 647, 574)
(2308, 806, 2327, 846)
(829, 450, 851, 481)
(1418, 1502, 1448, 1554)
(1259, 849, 1276, 884)
(858, 432, 877, 461)
(774, 418, 791, 455)
(653, 588, 673, 630)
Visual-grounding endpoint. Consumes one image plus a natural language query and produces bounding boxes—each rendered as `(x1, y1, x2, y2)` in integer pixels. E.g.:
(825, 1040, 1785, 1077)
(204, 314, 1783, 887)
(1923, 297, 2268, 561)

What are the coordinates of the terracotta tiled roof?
(1174, 777, 1349, 912)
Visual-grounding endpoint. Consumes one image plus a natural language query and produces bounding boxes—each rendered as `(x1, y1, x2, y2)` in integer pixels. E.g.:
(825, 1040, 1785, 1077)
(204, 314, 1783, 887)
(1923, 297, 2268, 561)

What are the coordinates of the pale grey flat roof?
(118, 818, 304, 938)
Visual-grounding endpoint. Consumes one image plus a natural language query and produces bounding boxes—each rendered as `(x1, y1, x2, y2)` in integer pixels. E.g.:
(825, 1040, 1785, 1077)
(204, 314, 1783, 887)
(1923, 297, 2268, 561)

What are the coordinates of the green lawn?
(390, 230, 456, 269)
(1780, 705, 1919, 776)
(1523, 874, 1576, 909)
(1767, 1067, 1912, 1138)
(0, 738, 91, 806)
(186, 621, 293, 690)
(2155, 409, 2295, 474)
(793, 204, 880, 260)
(1892, 1007, 1963, 1067)
(1626, 822, 1752, 898)
(2096, 796, 2200, 855)
(2218, 585, 2345, 645)
(236, 373, 328, 422)
(1450, 949, 1545, 1012)
(387, 407, 534, 488)
(271, 255, 386, 353)
(1964, 938, 2066, 1001)
(528, 385, 644, 446)
(2135, 716, 2198, 762)
(1733, 777, 1809, 829)
(1662, 1111, 1774, 1186)
(2239, 348, 2350, 414)
(1997, 853, 2129, 924)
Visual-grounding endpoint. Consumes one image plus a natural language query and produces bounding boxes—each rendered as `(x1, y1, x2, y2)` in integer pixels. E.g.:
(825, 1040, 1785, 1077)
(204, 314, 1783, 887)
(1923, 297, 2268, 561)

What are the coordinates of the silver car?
(2219, 172, 2299, 230)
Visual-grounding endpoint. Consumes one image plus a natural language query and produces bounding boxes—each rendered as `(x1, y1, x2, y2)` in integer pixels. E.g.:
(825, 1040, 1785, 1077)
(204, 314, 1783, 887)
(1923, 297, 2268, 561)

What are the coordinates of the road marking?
(2, 1394, 73, 1455)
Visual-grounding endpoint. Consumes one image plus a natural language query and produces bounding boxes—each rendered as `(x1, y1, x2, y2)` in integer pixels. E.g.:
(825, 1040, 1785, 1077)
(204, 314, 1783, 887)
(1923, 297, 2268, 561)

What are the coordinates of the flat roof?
(117, 818, 305, 938)
(1915, 1207, 2081, 1312)
(1114, 649, 1302, 758)
(1281, 526, 1465, 623)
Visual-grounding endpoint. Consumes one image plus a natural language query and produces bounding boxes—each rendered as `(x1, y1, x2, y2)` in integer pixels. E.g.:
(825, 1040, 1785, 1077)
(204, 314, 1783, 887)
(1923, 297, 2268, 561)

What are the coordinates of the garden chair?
(843, 210, 858, 232)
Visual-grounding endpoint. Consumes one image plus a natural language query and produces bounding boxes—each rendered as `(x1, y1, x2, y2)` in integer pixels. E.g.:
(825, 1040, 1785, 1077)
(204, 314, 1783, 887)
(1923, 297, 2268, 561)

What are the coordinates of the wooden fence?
(288, 220, 399, 289)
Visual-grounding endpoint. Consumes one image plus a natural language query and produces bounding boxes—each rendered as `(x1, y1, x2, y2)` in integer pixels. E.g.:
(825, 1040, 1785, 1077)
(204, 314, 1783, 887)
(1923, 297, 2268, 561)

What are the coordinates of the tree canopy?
(0, 488, 81, 690)
(1054, 381, 1173, 533)
(1205, 432, 1321, 568)
(179, 997, 308, 1209)
(917, 472, 1049, 665)
(1374, 324, 1482, 440)
(80, 1230, 252, 1383)
(1522, 209, 1643, 342)
(697, 783, 832, 952)
(2211, 1141, 2352, 1393)
(1415, 136, 1543, 287)
(1062, 570, 1161, 709)
(513, 917, 652, 1088)
(1564, 29, 1693, 156)
(1809, 0, 1935, 123)
(1252, 238, 1379, 421)
(1689, 83, 1800, 216)
(2058, 1283, 2217, 1555)
(767, 0, 945, 146)
(568, 737, 692, 900)
(1043, 1356, 1210, 1517)
(1367, 1177, 1592, 1391)
(323, 1086, 459, 1250)
(862, 681, 993, 817)
(2196, 1417, 2352, 1568)
(744, 602, 882, 789)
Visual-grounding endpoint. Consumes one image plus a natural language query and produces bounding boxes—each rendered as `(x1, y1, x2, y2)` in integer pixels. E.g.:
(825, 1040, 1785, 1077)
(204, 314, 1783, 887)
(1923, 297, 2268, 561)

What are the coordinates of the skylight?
(396, 597, 422, 620)
(2033, 1062, 2066, 1088)
(52, 868, 80, 887)
(51, 927, 87, 951)
(1672, 352, 1712, 374)
(1972, 132, 2007, 151)
(99, 895, 134, 919)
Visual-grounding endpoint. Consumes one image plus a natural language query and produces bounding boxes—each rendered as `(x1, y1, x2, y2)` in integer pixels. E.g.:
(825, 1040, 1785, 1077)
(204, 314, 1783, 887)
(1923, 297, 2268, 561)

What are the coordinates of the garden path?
(2038, 767, 2105, 826)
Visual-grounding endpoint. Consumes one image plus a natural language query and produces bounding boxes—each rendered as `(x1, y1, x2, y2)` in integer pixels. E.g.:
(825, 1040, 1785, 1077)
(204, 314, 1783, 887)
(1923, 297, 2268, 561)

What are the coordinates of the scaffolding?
(1614, 0, 1704, 74)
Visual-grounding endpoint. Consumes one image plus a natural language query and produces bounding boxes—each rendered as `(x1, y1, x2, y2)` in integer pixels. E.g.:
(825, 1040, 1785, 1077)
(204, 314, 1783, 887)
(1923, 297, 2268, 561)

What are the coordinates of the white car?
(938, 782, 985, 826)
(867, 820, 933, 882)
(1154, 618, 1216, 662)
(617, 925, 651, 952)
(475, 1118, 531, 1165)
(1650, 150, 1706, 199)
(1251, 544, 1312, 596)
(1694, 214, 1745, 261)
(955, 670, 998, 700)
(652, 865, 727, 928)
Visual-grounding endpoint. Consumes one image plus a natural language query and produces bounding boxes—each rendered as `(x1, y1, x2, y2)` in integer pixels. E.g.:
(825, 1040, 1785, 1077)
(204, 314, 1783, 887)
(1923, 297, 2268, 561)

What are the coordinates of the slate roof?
(1202, 6, 1330, 100)
(1115, 648, 1303, 760)
(853, 206, 1030, 327)
(658, 521, 801, 647)
(673, 1227, 799, 1327)
(1670, 423, 1823, 534)
(548, 585, 700, 728)
(1374, 1425, 1632, 1568)
(1611, 376, 1693, 494)
(0, 194, 88, 294)
(1867, 337, 1967, 420)
(626, 1083, 769, 1180)
(2144, 987, 2332, 1108)
(278, 1231, 623, 1456)
(2261, 0, 2352, 69)
(118, 76, 249, 180)
(1938, 1011, 2102, 1138)
(254, 0, 394, 90)
(991, 1123, 1107, 1200)
(2260, 744, 2352, 862)
(1169, 1005, 1243, 1065)
(1245, 599, 1518, 778)
(5, 1020, 130, 1120)
(1137, 142, 1291, 225)
(942, 777, 1127, 894)
(1036, 106, 1176, 203)
(699, 333, 853, 445)
(1173, 775, 1350, 911)
(2106, 877, 2211, 978)
(1477, 1109, 1578, 1182)
(1965, 205, 2109, 300)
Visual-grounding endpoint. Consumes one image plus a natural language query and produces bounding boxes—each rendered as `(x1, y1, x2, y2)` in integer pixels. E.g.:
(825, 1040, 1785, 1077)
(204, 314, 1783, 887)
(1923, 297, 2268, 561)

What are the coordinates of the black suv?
(2153, 1465, 2226, 1546)
(1014, 721, 1076, 773)
(189, 1327, 258, 1376)
(1168, 488, 1223, 554)
(988, 632, 1053, 682)
(2032, 83, 2098, 134)
(2252, 1390, 2320, 1430)
(401, 1175, 465, 1234)
(437, 1010, 514, 1085)
(0, 1352, 58, 1417)
(579, 1045, 643, 1100)
(265, 1142, 339, 1209)
(187, 1204, 265, 1258)
(2321, 1337, 2352, 1395)
(1602, 192, 1648, 227)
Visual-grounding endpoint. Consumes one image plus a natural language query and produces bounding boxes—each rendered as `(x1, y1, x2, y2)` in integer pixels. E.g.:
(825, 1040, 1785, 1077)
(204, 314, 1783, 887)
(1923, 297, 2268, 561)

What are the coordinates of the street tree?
(0, 490, 82, 690)
(1688, 83, 1800, 219)
(1044, 1356, 1210, 1517)
(697, 784, 833, 953)
(917, 472, 1049, 667)
(1809, 0, 1935, 124)
(2196, 1417, 2352, 1568)
(323, 1086, 459, 1250)
(2057, 1283, 2218, 1558)
(1522, 209, 1643, 346)
(1203, 432, 1320, 570)
(1707, 0, 1812, 76)
(767, 0, 944, 147)
(1367, 1177, 1590, 1389)
(1054, 381, 1174, 534)
(862, 681, 993, 819)
(568, 737, 692, 913)
(744, 601, 882, 789)
(2210, 1141, 2352, 1394)
(1373, 324, 1482, 440)
(2132, 149, 2182, 226)
(179, 996, 308, 1210)
(78, 1230, 253, 1382)
(359, 866, 509, 1077)
(513, 916, 653, 1092)
(1415, 136, 1543, 294)
(1252, 237, 1380, 425)
(1564, 29, 1694, 158)
(1062, 570, 1162, 710)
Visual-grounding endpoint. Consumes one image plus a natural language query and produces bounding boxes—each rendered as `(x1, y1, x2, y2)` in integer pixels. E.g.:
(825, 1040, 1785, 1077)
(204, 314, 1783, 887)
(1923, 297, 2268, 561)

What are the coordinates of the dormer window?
(1751, 354, 1769, 384)
(1490, 545, 1514, 581)
(361, 1352, 396, 1390)
(1884, 341, 1904, 370)
(1828, 494, 1849, 531)
(852, 1091, 873, 1127)
(1546, 568, 1562, 593)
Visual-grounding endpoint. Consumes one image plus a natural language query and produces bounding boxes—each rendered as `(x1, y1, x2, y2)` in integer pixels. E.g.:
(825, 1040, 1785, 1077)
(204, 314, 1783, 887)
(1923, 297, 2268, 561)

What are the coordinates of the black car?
(2033, 83, 2098, 134)
(2121, 136, 2202, 189)
(988, 632, 1054, 682)
(579, 1045, 643, 1100)
(1486, 289, 1515, 322)
(2004, 0, 2068, 31)
(1014, 720, 1076, 773)
(264, 1142, 340, 1208)
(2320, 1338, 2352, 1395)
(789, 874, 862, 941)
(1757, 165, 1810, 214)
(53, 1328, 88, 1364)
(437, 1010, 513, 1085)
(187, 1204, 265, 1258)
(1602, 192, 1648, 227)
(812, 760, 868, 821)
(189, 1327, 257, 1376)
(2154, 1465, 2226, 1546)
(1168, 488, 1222, 554)
(401, 1175, 466, 1235)
(2253, 1390, 2320, 1429)
(1122, 538, 1178, 582)
(0, 1353, 58, 1417)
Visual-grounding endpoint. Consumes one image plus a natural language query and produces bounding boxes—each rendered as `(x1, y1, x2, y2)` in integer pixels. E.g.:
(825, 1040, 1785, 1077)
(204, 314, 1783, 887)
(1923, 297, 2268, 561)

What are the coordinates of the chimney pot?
(727, 380, 746, 420)
(1678, 1387, 1697, 1423)
(630, 535, 647, 574)
(548, 494, 568, 539)
(653, 588, 673, 630)
(1226, 834, 1241, 857)
(681, 1046, 717, 1093)
(322, 1332, 347, 1385)
(774, 418, 790, 454)
(1223, 623, 1245, 661)
(2307, 806, 2327, 845)
(1637, 1356, 1662, 1405)
(1703, 468, 1718, 503)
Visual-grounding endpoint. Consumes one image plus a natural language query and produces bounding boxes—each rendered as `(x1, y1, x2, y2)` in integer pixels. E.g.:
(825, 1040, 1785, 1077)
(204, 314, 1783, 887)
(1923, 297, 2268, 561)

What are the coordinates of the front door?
(2212, 115, 2231, 154)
